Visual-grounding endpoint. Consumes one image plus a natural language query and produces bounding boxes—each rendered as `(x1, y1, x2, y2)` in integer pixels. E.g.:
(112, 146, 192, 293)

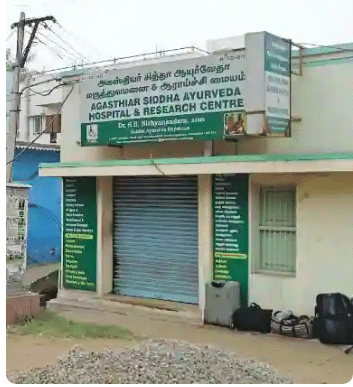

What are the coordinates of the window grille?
(258, 185, 296, 274)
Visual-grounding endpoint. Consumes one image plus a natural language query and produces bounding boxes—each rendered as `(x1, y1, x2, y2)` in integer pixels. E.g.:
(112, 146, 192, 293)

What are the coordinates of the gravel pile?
(7, 339, 292, 384)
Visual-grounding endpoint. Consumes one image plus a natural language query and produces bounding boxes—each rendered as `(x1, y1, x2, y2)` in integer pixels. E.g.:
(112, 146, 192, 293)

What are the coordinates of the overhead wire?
(35, 29, 84, 63)
(24, 45, 210, 76)
(25, 28, 66, 62)
(43, 22, 90, 62)
(6, 77, 64, 104)
(25, 82, 68, 97)
(26, 40, 347, 78)
(55, 21, 103, 60)
(22, 25, 80, 68)
(6, 29, 15, 41)
(33, 35, 77, 65)
(9, 80, 68, 162)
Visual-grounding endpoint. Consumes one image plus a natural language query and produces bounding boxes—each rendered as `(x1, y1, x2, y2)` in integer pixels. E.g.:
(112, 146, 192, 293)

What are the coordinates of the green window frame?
(257, 185, 296, 275)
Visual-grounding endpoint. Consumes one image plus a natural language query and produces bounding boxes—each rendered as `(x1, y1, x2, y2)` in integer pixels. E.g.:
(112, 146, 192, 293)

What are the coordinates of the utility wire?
(25, 82, 68, 97)
(6, 30, 15, 41)
(43, 23, 90, 62)
(23, 26, 78, 65)
(149, 153, 166, 175)
(36, 30, 84, 62)
(10, 81, 68, 163)
(7, 84, 75, 166)
(7, 77, 63, 103)
(7, 91, 58, 103)
(27, 30, 65, 61)
(23, 46, 210, 76)
(34, 40, 352, 76)
(24, 40, 352, 81)
(55, 21, 102, 59)
(33, 35, 71, 63)
(20, 77, 63, 93)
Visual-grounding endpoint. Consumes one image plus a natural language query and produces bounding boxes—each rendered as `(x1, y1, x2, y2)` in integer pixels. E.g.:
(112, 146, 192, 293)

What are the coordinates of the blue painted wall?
(12, 149, 61, 266)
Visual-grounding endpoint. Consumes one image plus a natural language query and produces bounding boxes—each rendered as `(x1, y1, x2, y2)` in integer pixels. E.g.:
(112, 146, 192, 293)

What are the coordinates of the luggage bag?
(232, 303, 273, 333)
(204, 281, 241, 328)
(313, 293, 353, 344)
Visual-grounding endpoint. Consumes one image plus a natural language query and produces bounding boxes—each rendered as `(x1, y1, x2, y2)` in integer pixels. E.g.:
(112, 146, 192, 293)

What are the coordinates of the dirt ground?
(6, 333, 134, 372)
(6, 302, 353, 384)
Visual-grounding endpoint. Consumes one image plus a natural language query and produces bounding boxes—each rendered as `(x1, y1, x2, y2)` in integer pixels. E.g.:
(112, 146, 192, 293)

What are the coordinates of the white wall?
(97, 176, 114, 297)
(198, 175, 213, 311)
(17, 74, 64, 145)
(238, 59, 353, 155)
(249, 172, 353, 316)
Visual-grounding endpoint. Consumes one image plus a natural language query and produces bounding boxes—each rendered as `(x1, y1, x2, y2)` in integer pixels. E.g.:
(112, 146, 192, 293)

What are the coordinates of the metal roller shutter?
(113, 176, 199, 304)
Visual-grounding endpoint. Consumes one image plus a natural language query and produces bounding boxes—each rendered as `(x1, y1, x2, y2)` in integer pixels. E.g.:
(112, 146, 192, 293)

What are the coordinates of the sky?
(5, 0, 353, 72)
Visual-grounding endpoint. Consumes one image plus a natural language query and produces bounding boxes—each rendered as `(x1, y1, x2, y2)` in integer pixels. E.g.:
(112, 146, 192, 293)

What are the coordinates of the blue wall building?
(12, 147, 61, 266)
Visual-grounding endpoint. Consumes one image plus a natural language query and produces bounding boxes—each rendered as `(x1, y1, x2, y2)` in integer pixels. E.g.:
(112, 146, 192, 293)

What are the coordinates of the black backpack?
(313, 293, 353, 344)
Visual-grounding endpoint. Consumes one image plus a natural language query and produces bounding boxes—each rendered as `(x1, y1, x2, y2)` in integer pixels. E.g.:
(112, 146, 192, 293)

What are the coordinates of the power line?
(43, 23, 90, 62)
(10, 81, 68, 159)
(55, 21, 103, 59)
(36, 26, 85, 61)
(7, 84, 75, 166)
(7, 91, 59, 104)
(26, 46, 209, 76)
(7, 30, 15, 41)
(23, 26, 80, 66)
(25, 28, 64, 61)
(7, 77, 64, 103)
(26, 82, 67, 97)
(35, 29, 84, 62)
(20, 77, 63, 93)
(32, 33, 71, 63)
(31, 39, 352, 77)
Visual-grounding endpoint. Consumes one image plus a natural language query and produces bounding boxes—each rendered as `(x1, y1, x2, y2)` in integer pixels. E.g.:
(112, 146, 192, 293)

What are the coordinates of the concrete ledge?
(48, 288, 101, 310)
(102, 294, 188, 312)
(47, 291, 202, 325)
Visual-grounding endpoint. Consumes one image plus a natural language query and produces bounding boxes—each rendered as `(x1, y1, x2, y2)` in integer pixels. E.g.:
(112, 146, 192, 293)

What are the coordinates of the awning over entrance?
(39, 152, 353, 177)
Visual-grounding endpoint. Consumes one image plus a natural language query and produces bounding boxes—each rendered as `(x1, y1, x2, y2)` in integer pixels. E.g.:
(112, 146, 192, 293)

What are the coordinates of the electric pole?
(6, 13, 56, 182)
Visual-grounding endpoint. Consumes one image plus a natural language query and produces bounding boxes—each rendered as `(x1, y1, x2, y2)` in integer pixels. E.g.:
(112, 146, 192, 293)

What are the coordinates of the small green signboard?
(213, 174, 249, 307)
(63, 177, 97, 291)
(264, 32, 291, 135)
(264, 33, 291, 76)
(81, 110, 248, 146)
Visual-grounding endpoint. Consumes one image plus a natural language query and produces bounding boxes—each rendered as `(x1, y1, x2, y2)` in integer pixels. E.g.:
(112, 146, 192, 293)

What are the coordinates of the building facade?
(7, 70, 63, 266)
(39, 33, 353, 316)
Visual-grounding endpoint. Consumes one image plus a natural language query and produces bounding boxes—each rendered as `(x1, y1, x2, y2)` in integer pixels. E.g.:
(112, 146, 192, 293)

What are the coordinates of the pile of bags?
(231, 303, 314, 339)
(271, 310, 314, 339)
(231, 292, 353, 344)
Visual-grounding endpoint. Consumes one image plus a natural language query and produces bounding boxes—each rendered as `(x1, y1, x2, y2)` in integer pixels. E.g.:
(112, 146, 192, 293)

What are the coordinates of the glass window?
(28, 115, 42, 135)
